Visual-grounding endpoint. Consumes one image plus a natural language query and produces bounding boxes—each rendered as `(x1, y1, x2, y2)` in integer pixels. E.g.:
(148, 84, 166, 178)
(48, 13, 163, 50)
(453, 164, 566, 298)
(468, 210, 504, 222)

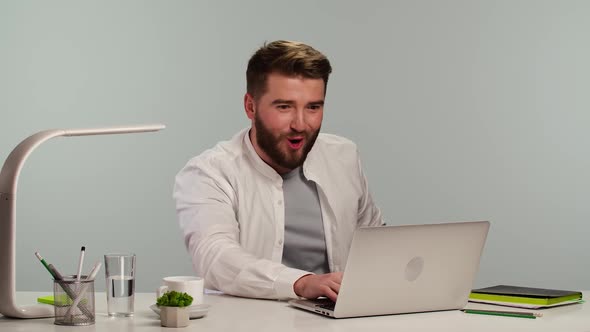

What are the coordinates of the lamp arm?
(0, 124, 164, 318)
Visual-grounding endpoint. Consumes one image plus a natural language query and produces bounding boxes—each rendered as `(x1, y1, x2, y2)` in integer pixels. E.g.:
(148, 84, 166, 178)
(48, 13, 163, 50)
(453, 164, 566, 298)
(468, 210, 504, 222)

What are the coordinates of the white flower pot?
(160, 306, 190, 328)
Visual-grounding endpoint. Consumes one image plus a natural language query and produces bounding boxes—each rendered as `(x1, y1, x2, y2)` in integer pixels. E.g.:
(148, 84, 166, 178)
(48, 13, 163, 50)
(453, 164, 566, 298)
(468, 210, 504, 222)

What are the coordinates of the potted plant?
(156, 290, 194, 328)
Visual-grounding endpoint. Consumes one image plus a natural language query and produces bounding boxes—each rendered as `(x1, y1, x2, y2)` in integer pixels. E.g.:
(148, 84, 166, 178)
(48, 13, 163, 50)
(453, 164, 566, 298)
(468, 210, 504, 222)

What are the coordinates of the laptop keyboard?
(314, 299, 336, 311)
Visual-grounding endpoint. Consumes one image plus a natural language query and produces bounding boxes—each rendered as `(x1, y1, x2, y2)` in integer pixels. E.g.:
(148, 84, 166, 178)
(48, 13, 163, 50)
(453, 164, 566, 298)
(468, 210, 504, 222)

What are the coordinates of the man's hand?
(293, 272, 343, 302)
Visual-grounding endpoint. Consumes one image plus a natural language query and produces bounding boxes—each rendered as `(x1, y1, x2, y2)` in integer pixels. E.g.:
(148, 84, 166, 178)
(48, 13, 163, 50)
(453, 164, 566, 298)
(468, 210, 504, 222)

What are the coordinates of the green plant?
(156, 291, 193, 307)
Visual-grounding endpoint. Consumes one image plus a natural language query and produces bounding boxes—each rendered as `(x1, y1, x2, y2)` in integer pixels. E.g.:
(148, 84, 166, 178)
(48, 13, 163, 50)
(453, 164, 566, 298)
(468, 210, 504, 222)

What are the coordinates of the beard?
(254, 115, 320, 171)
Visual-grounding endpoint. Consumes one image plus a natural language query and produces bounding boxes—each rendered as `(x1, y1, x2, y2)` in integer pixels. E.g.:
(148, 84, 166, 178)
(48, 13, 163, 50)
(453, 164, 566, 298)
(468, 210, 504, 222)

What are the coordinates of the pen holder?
(53, 275, 95, 326)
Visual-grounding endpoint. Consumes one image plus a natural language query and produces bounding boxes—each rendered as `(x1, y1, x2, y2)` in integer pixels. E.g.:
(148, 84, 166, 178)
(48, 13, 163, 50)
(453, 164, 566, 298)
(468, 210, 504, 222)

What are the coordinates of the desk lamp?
(0, 124, 165, 318)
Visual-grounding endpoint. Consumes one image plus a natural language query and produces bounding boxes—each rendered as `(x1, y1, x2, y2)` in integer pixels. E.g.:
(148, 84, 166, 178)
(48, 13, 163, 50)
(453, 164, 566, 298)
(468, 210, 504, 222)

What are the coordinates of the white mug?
(157, 276, 204, 306)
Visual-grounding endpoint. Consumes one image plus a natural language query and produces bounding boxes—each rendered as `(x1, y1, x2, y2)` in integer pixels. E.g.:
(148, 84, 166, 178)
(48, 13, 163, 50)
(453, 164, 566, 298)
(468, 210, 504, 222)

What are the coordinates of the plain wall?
(1, 0, 589, 293)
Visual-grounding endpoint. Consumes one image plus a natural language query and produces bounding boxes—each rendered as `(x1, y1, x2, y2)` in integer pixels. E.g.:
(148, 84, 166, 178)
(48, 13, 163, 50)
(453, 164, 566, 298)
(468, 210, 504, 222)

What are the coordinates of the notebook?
(288, 221, 490, 318)
(469, 285, 583, 307)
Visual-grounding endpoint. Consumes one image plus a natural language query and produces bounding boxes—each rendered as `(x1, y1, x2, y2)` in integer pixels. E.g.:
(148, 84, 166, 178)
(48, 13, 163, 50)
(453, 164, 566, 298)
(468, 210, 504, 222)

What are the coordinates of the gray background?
(1, 1, 588, 294)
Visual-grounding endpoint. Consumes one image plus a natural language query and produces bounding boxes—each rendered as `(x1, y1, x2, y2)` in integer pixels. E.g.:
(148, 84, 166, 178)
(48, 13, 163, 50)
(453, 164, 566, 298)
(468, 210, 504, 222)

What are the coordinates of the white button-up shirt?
(174, 128, 383, 299)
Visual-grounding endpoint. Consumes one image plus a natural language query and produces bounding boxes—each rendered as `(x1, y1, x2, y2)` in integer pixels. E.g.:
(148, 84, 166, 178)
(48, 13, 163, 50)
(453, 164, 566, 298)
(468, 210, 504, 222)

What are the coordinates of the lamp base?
(1, 304, 54, 319)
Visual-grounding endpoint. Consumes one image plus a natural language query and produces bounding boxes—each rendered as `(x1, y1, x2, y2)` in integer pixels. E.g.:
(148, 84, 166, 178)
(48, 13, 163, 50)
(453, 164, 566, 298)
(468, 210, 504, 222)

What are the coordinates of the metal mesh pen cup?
(53, 275, 95, 326)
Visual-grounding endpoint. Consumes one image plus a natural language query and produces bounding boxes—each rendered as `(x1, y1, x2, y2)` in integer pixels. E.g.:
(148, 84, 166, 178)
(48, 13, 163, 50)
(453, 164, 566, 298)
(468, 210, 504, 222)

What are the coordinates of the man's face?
(245, 72, 325, 174)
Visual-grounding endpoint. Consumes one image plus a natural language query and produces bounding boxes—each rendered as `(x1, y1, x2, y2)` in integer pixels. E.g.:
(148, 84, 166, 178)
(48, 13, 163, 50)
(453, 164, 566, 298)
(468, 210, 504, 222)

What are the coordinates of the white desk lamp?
(0, 124, 165, 318)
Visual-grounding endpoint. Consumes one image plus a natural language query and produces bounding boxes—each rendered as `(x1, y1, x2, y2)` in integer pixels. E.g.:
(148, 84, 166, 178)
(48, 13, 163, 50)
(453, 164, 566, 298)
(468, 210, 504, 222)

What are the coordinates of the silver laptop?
(289, 221, 490, 318)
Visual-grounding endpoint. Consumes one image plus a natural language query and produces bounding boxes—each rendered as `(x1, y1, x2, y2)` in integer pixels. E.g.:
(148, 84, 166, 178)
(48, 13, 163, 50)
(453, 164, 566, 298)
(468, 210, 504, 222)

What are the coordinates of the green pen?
(462, 309, 542, 319)
(34, 251, 56, 278)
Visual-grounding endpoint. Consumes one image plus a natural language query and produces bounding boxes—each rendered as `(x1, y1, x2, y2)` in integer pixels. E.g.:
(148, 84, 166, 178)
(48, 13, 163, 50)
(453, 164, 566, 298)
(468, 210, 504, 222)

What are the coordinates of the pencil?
(462, 309, 542, 319)
(34, 252, 56, 278)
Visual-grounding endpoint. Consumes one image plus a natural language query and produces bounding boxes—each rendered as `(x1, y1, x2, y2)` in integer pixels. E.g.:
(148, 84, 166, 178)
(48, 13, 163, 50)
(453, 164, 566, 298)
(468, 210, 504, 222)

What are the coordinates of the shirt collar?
(242, 127, 323, 186)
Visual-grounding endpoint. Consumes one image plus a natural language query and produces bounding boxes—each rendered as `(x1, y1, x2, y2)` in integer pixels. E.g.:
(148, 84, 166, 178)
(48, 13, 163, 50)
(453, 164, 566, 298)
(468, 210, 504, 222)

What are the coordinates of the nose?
(290, 109, 305, 133)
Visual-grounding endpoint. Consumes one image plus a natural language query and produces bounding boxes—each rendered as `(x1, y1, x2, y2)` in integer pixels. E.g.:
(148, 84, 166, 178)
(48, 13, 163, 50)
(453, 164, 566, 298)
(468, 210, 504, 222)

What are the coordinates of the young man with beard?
(174, 40, 383, 301)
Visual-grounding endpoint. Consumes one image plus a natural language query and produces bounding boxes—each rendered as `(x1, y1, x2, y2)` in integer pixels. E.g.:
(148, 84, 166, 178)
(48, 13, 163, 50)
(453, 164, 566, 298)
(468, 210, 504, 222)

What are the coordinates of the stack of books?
(469, 285, 583, 309)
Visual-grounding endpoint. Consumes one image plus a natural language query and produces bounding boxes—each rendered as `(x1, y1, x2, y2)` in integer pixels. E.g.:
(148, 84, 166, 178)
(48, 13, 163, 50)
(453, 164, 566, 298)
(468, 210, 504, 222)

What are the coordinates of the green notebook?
(469, 285, 582, 305)
(37, 295, 54, 305)
(38, 294, 88, 305)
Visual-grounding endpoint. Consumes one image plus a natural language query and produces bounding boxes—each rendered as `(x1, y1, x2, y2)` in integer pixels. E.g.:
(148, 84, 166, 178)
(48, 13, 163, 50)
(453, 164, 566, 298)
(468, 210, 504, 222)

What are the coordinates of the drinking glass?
(104, 253, 136, 317)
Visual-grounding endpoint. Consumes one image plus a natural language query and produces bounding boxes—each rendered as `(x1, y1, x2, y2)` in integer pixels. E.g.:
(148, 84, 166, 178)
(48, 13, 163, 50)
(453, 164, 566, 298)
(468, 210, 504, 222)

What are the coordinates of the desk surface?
(1, 291, 588, 331)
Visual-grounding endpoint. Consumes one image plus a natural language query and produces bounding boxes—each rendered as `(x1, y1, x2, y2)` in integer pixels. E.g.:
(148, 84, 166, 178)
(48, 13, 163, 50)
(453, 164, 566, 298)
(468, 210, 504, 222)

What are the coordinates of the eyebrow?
(271, 99, 295, 105)
(270, 99, 325, 106)
(307, 100, 325, 106)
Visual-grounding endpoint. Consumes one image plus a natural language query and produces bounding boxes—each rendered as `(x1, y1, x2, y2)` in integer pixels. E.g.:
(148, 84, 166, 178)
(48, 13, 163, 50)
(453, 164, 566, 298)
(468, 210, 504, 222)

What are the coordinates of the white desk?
(1, 291, 588, 331)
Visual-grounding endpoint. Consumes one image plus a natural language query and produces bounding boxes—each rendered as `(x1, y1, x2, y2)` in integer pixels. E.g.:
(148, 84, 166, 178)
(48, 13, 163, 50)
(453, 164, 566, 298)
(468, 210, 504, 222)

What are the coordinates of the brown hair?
(246, 40, 332, 100)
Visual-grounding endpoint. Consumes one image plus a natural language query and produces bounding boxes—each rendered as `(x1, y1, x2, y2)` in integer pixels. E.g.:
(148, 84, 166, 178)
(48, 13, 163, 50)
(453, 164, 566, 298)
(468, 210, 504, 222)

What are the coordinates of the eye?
(276, 104, 291, 111)
(308, 104, 322, 112)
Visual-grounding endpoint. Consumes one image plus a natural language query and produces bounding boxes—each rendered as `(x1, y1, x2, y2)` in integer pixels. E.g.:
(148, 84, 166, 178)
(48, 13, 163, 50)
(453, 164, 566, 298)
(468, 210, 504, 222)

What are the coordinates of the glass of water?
(104, 253, 136, 317)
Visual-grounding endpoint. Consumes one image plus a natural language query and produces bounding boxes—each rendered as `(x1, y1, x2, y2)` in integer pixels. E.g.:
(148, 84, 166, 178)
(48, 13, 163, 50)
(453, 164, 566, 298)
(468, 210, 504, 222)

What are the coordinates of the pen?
(34, 252, 55, 278)
(48, 263, 64, 280)
(75, 246, 86, 281)
(462, 309, 542, 319)
(85, 261, 102, 281)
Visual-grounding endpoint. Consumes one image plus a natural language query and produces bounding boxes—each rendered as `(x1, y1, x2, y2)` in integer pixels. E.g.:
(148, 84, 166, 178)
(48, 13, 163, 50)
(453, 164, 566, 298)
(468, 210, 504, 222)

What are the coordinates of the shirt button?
(278, 239, 283, 245)
(277, 200, 283, 205)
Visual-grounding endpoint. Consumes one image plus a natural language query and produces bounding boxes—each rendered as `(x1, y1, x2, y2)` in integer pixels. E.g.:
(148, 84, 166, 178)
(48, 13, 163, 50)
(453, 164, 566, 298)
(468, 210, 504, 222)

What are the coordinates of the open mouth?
(287, 137, 304, 149)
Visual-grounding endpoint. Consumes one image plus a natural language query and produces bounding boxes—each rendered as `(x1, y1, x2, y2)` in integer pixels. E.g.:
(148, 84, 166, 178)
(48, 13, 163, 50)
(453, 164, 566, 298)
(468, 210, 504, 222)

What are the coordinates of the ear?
(244, 93, 256, 120)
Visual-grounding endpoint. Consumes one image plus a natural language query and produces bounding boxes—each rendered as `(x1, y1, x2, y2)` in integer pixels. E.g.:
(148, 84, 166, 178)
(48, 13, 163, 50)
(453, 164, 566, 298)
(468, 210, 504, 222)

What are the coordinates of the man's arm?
(356, 152, 385, 227)
(174, 162, 309, 300)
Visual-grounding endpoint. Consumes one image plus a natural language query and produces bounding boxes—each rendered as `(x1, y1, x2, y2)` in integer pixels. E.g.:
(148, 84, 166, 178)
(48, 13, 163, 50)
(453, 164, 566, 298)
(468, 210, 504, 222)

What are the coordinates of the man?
(174, 40, 383, 301)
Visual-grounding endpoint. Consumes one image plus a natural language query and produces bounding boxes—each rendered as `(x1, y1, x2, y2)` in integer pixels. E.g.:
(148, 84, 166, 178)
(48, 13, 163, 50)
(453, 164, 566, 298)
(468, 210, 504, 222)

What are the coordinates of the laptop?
(288, 221, 490, 318)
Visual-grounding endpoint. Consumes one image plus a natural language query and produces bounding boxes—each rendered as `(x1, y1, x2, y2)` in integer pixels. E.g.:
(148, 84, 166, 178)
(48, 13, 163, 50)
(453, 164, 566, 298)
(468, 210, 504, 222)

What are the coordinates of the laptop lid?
(290, 221, 490, 318)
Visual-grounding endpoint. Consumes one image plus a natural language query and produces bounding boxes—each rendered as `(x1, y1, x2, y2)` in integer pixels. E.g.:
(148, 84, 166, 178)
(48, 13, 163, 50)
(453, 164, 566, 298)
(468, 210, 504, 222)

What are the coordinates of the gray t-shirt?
(281, 167, 330, 274)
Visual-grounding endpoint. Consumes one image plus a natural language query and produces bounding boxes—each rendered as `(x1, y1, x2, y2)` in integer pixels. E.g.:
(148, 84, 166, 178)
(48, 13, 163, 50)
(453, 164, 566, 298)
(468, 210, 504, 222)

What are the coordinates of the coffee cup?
(157, 276, 204, 306)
